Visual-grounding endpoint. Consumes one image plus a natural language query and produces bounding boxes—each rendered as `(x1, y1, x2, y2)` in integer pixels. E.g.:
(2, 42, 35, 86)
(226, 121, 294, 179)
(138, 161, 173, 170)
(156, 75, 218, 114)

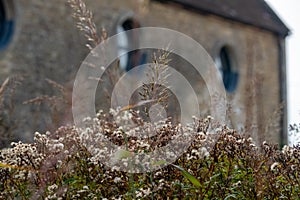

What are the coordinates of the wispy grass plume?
(68, 0, 101, 50)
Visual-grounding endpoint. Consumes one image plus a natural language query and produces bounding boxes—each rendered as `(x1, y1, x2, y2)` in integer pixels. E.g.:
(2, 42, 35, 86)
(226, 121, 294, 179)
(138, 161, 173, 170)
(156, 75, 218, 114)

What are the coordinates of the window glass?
(215, 46, 238, 93)
(0, 0, 14, 50)
(116, 19, 146, 71)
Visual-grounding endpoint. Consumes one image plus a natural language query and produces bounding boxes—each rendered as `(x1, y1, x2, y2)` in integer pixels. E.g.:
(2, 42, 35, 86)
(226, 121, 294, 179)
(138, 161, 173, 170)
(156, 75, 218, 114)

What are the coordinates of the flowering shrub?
(1, 110, 300, 199)
(289, 123, 300, 144)
(1, 1, 299, 199)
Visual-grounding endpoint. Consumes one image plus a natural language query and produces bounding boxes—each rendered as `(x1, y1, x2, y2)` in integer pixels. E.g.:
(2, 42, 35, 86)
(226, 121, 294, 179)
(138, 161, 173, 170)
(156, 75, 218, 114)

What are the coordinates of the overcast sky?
(266, 0, 300, 144)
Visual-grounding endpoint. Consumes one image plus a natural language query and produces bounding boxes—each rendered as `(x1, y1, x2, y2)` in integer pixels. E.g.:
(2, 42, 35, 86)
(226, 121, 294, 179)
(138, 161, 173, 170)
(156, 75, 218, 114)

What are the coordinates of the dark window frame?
(216, 46, 239, 93)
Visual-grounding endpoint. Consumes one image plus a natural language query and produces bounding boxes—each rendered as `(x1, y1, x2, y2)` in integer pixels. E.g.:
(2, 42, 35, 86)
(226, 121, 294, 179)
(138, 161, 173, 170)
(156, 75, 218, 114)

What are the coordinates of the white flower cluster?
(0, 141, 45, 172)
(282, 145, 294, 156)
(0, 141, 46, 198)
(135, 187, 151, 198)
(45, 184, 67, 200)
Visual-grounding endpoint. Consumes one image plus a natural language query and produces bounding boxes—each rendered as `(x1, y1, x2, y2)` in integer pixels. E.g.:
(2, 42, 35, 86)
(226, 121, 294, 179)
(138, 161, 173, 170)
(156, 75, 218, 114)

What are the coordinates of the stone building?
(0, 0, 289, 146)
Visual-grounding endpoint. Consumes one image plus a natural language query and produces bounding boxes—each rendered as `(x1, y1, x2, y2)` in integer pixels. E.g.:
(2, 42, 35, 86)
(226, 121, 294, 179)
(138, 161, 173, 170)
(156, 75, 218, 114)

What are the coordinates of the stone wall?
(0, 0, 284, 144)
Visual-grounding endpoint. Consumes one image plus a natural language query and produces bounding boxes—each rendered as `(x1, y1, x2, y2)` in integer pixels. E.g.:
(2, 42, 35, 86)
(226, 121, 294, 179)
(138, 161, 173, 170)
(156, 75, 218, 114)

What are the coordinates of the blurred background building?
(0, 0, 289, 147)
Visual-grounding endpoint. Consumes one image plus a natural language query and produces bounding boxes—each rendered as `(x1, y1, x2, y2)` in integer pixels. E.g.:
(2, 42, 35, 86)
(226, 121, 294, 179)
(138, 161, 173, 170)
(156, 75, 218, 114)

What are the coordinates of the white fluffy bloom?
(83, 186, 89, 190)
(271, 162, 280, 171)
(113, 177, 122, 183)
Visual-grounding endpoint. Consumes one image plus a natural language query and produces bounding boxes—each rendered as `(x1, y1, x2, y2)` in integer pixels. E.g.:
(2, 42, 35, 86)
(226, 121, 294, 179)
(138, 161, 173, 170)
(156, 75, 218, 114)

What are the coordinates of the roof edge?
(260, 0, 290, 37)
(153, 0, 290, 37)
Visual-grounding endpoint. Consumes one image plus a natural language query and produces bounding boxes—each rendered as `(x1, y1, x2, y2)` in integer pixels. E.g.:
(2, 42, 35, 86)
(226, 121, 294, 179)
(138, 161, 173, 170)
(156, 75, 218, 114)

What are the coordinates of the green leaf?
(171, 164, 201, 188)
(224, 194, 237, 200)
(63, 177, 77, 185)
(113, 149, 133, 161)
(152, 160, 168, 166)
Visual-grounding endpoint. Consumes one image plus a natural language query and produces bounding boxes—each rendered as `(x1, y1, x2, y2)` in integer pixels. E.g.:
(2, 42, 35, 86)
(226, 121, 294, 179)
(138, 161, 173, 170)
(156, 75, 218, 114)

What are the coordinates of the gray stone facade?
(0, 0, 288, 145)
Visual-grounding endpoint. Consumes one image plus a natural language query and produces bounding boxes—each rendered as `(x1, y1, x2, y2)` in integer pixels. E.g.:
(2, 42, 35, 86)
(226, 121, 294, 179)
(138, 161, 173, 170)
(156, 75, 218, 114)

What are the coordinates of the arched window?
(116, 18, 146, 71)
(215, 46, 238, 93)
(0, 0, 15, 50)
